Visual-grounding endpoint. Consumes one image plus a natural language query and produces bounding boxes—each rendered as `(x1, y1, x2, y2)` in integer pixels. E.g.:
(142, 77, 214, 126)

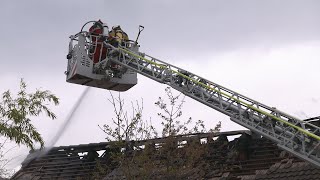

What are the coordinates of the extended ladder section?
(107, 45, 320, 167)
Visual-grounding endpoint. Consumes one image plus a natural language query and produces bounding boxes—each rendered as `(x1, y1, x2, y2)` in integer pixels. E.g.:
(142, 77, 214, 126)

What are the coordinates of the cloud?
(1, 1, 320, 72)
(311, 98, 319, 103)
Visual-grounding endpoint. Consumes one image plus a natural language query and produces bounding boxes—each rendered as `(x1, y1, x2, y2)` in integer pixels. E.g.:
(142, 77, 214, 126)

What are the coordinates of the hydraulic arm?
(106, 44, 320, 167)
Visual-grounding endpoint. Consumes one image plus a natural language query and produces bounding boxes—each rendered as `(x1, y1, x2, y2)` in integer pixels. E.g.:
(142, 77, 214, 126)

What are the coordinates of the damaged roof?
(11, 130, 320, 180)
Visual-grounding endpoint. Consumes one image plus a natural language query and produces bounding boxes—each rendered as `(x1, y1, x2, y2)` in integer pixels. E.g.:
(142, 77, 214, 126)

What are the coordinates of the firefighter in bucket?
(88, 20, 109, 63)
(108, 25, 129, 48)
(88, 21, 130, 76)
(107, 25, 129, 71)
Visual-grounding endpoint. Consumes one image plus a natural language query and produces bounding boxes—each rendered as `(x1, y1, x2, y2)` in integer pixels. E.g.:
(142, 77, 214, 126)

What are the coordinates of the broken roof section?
(11, 130, 320, 180)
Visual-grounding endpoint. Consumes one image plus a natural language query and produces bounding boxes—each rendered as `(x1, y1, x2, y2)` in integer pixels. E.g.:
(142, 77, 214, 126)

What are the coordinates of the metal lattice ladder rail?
(107, 45, 320, 167)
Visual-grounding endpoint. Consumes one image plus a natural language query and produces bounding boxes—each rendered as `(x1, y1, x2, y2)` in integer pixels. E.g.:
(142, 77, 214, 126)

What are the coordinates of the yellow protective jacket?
(109, 29, 129, 43)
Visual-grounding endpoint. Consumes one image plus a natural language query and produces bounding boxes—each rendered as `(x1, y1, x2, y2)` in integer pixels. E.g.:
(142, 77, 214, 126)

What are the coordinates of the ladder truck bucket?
(65, 32, 137, 92)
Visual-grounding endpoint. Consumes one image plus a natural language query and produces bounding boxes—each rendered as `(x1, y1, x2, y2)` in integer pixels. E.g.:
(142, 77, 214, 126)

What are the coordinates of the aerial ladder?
(66, 21, 320, 167)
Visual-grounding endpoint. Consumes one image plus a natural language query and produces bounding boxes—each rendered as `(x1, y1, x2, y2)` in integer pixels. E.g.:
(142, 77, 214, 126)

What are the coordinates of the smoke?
(37, 87, 90, 157)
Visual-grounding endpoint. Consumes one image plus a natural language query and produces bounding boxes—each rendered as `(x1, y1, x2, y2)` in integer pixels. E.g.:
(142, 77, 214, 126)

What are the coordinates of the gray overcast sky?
(1, 0, 320, 169)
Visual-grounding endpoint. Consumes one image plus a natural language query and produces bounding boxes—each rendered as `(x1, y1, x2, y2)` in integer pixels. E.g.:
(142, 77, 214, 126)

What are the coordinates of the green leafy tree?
(0, 139, 16, 177)
(0, 79, 59, 150)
